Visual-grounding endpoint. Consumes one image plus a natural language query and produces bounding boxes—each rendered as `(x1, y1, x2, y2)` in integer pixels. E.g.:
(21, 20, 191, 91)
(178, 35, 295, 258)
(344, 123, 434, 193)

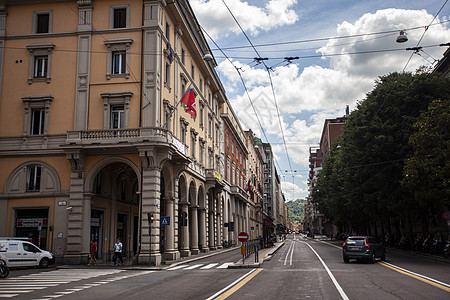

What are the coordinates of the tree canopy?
(311, 71, 450, 234)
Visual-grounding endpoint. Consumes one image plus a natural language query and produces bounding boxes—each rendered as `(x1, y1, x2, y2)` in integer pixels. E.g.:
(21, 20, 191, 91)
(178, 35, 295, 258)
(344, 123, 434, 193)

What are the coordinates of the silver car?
(342, 236, 385, 263)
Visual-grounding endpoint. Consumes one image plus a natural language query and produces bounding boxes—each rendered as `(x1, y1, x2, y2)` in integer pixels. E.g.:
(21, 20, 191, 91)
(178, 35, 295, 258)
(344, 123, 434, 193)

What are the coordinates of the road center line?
(302, 241, 349, 300)
(379, 262, 450, 292)
(284, 241, 294, 266)
(205, 268, 262, 300)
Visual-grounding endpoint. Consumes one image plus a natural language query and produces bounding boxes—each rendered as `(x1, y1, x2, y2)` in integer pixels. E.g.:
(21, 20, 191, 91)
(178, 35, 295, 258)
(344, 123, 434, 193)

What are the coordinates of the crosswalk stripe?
(167, 264, 189, 270)
(183, 264, 203, 270)
(200, 263, 219, 269)
(0, 294, 20, 298)
(217, 263, 233, 269)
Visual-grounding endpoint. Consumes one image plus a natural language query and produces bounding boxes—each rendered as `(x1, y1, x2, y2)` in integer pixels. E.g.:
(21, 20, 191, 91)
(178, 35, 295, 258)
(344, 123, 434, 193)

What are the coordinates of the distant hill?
(287, 199, 304, 223)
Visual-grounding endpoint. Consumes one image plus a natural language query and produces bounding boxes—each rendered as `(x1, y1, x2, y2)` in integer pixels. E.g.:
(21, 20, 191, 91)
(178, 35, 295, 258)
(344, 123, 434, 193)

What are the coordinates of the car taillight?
(365, 240, 370, 248)
(342, 240, 347, 247)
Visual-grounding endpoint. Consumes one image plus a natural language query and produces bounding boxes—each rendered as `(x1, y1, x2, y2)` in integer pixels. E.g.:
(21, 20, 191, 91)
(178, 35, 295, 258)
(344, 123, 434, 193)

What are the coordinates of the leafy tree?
(312, 71, 450, 236)
(287, 199, 304, 223)
(402, 98, 450, 219)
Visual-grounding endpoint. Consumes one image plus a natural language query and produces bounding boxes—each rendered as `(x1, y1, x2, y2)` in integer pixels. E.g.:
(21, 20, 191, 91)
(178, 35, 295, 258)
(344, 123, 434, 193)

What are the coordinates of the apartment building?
(244, 130, 264, 240)
(0, 0, 233, 266)
(221, 102, 249, 244)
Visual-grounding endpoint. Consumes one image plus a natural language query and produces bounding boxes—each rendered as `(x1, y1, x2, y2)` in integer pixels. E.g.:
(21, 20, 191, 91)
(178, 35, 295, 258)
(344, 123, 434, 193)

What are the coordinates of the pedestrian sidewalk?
(57, 242, 285, 271)
(228, 241, 285, 269)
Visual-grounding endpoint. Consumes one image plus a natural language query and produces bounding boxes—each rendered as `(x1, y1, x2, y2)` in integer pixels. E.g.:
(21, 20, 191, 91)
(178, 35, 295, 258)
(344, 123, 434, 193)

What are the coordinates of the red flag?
(180, 87, 197, 118)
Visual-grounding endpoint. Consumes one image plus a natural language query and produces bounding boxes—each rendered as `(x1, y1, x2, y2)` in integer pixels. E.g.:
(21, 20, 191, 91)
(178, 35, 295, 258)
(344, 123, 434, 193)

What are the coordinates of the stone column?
(140, 163, 161, 266)
(199, 208, 208, 252)
(189, 205, 199, 254)
(179, 202, 190, 257)
(208, 210, 215, 250)
(64, 151, 90, 264)
(163, 197, 179, 261)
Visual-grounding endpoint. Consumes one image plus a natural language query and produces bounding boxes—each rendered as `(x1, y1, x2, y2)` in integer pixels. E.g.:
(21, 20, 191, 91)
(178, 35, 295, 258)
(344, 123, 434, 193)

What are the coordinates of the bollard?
(254, 244, 258, 263)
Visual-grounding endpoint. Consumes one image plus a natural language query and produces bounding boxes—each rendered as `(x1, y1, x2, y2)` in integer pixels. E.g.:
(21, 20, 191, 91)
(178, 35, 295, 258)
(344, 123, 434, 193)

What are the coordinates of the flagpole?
(161, 83, 192, 129)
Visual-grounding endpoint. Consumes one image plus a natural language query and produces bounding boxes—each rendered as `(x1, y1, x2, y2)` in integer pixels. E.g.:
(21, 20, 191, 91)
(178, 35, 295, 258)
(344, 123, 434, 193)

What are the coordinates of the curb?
(228, 242, 285, 269)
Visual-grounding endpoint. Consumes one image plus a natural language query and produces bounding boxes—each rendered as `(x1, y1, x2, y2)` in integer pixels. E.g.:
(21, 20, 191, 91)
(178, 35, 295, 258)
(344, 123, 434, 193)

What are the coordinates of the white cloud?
(204, 6, 450, 199)
(190, 0, 299, 38)
(319, 8, 450, 75)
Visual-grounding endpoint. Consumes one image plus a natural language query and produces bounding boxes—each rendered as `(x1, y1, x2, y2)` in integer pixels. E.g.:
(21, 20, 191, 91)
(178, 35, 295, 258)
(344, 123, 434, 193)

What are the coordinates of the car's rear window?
(346, 238, 365, 246)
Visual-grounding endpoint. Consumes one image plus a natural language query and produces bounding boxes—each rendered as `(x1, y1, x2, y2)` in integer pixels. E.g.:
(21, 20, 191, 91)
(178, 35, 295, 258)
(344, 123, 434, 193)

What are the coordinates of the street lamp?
(396, 31, 408, 43)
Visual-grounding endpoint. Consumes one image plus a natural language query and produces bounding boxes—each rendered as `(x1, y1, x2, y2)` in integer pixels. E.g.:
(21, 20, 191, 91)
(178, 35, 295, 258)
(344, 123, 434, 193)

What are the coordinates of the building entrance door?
(90, 210, 103, 259)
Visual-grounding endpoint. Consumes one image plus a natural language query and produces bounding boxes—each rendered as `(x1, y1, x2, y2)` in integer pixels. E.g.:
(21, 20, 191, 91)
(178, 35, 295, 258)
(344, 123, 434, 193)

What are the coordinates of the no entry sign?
(238, 232, 248, 243)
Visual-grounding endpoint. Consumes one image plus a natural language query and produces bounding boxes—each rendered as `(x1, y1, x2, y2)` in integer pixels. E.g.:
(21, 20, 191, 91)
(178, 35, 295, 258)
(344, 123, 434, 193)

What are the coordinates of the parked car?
(342, 236, 385, 263)
(0, 239, 55, 268)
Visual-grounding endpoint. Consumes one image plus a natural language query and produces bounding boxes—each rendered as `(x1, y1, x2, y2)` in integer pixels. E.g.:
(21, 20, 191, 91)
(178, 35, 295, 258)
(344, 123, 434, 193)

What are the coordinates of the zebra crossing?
(0, 268, 151, 298)
(167, 262, 234, 271)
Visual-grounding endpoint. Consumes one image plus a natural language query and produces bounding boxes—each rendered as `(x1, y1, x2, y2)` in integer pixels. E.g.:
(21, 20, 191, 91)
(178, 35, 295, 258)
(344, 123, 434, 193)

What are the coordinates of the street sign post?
(238, 232, 248, 243)
(238, 232, 248, 264)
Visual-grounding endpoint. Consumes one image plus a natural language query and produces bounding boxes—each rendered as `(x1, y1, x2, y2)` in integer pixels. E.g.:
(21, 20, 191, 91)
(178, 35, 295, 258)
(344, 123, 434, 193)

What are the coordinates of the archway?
(89, 160, 139, 261)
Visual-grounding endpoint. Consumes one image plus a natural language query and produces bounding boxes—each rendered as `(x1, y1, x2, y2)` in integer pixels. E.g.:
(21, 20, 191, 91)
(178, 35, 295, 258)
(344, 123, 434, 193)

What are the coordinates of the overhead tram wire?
(210, 20, 450, 51)
(220, 0, 294, 174)
(403, 0, 449, 72)
(199, 26, 272, 150)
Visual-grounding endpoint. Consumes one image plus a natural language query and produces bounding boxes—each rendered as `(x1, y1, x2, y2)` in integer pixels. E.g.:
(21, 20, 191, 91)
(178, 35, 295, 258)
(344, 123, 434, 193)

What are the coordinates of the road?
(1, 234, 449, 299)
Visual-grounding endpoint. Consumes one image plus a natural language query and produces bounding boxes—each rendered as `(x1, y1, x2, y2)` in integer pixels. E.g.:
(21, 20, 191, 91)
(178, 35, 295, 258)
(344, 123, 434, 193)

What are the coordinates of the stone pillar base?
(180, 250, 191, 257)
(138, 253, 162, 266)
(190, 248, 200, 255)
(201, 248, 210, 253)
(63, 254, 89, 265)
(164, 250, 180, 261)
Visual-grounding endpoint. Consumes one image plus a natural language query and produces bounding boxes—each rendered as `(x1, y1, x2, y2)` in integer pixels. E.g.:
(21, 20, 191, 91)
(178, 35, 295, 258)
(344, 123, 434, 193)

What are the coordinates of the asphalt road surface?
(1, 234, 449, 299)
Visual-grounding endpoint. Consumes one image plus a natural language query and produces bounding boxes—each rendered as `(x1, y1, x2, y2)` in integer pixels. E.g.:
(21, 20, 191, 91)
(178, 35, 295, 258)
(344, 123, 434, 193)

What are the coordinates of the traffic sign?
(238, 232, 248, 243)
(443, 211, 450, 220)
(161, 216, 170, 226)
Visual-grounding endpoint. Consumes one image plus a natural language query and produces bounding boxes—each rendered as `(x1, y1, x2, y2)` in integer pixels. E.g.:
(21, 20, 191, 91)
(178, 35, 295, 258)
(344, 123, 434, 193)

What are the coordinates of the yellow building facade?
(0, 0, 243, 265)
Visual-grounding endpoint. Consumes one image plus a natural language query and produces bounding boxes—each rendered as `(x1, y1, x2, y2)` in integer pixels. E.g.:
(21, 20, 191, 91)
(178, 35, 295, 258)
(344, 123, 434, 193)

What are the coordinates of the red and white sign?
(238, 232, 248, 243)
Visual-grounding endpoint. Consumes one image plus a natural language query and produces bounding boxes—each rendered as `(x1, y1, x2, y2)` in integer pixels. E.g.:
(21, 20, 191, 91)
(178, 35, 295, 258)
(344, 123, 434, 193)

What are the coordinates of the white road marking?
(205, 269, 258, 300)
(183, 264, 203, 270)
(382, 261, 450, 288)
(217, 263, 233, 269)
(302, 241, 349, 300)
(284, 240, 295, 266)
(167, 264, 189, 270)
(200, 263, 219, 269)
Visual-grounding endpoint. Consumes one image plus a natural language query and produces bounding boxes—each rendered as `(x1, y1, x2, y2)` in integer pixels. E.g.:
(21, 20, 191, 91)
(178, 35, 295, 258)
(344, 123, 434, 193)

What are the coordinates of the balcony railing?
(81, 128, 140, 140)
(66, 127, 172, 145)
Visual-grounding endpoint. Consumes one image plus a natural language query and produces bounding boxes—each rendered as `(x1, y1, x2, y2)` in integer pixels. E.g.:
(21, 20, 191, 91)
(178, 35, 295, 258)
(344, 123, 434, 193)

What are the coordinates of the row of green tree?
(311, 70, 450, 240)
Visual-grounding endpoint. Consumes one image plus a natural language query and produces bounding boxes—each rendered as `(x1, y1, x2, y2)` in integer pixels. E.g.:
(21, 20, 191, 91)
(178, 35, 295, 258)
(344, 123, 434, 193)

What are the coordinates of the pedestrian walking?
(114, 238, 123, 266)
(88, 240, 97, 266)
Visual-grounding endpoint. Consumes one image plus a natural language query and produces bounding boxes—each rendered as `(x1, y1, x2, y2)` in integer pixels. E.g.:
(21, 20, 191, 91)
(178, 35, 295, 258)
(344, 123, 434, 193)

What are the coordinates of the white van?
(0, 239, 55, 268)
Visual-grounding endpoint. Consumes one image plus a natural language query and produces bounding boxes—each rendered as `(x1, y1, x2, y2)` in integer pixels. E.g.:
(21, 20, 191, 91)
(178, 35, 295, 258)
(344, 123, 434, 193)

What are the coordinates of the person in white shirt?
(114, 239, 123, 266)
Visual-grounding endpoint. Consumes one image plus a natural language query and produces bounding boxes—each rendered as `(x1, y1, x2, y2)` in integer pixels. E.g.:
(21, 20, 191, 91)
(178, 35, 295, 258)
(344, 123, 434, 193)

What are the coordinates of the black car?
(342, 236, 385, 263)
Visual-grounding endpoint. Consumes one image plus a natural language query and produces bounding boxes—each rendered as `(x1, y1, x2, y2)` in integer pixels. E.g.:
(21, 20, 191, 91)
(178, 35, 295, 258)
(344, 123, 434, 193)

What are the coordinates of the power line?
(220, 0, 293, 174)
(403, 0, 449, 71)
(211, 20, 450, 51)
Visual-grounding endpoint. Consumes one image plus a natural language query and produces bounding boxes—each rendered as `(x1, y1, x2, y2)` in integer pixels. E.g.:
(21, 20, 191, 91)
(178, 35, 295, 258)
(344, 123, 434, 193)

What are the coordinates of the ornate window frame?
(22, 95, 53, 136)
(101, 91, 133, 129)
(109, 4, 130, 29)
(104, 38, 133, 80)
(26, 43, 55, 84)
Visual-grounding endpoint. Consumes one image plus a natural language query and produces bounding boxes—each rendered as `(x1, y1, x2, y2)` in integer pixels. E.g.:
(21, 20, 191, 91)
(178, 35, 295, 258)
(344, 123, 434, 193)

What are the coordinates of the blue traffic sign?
(161, 216, 170, 226)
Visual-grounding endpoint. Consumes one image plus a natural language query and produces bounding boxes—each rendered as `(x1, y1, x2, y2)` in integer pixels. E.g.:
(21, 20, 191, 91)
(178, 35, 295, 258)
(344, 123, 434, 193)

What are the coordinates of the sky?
(189, 0, 450, 202)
